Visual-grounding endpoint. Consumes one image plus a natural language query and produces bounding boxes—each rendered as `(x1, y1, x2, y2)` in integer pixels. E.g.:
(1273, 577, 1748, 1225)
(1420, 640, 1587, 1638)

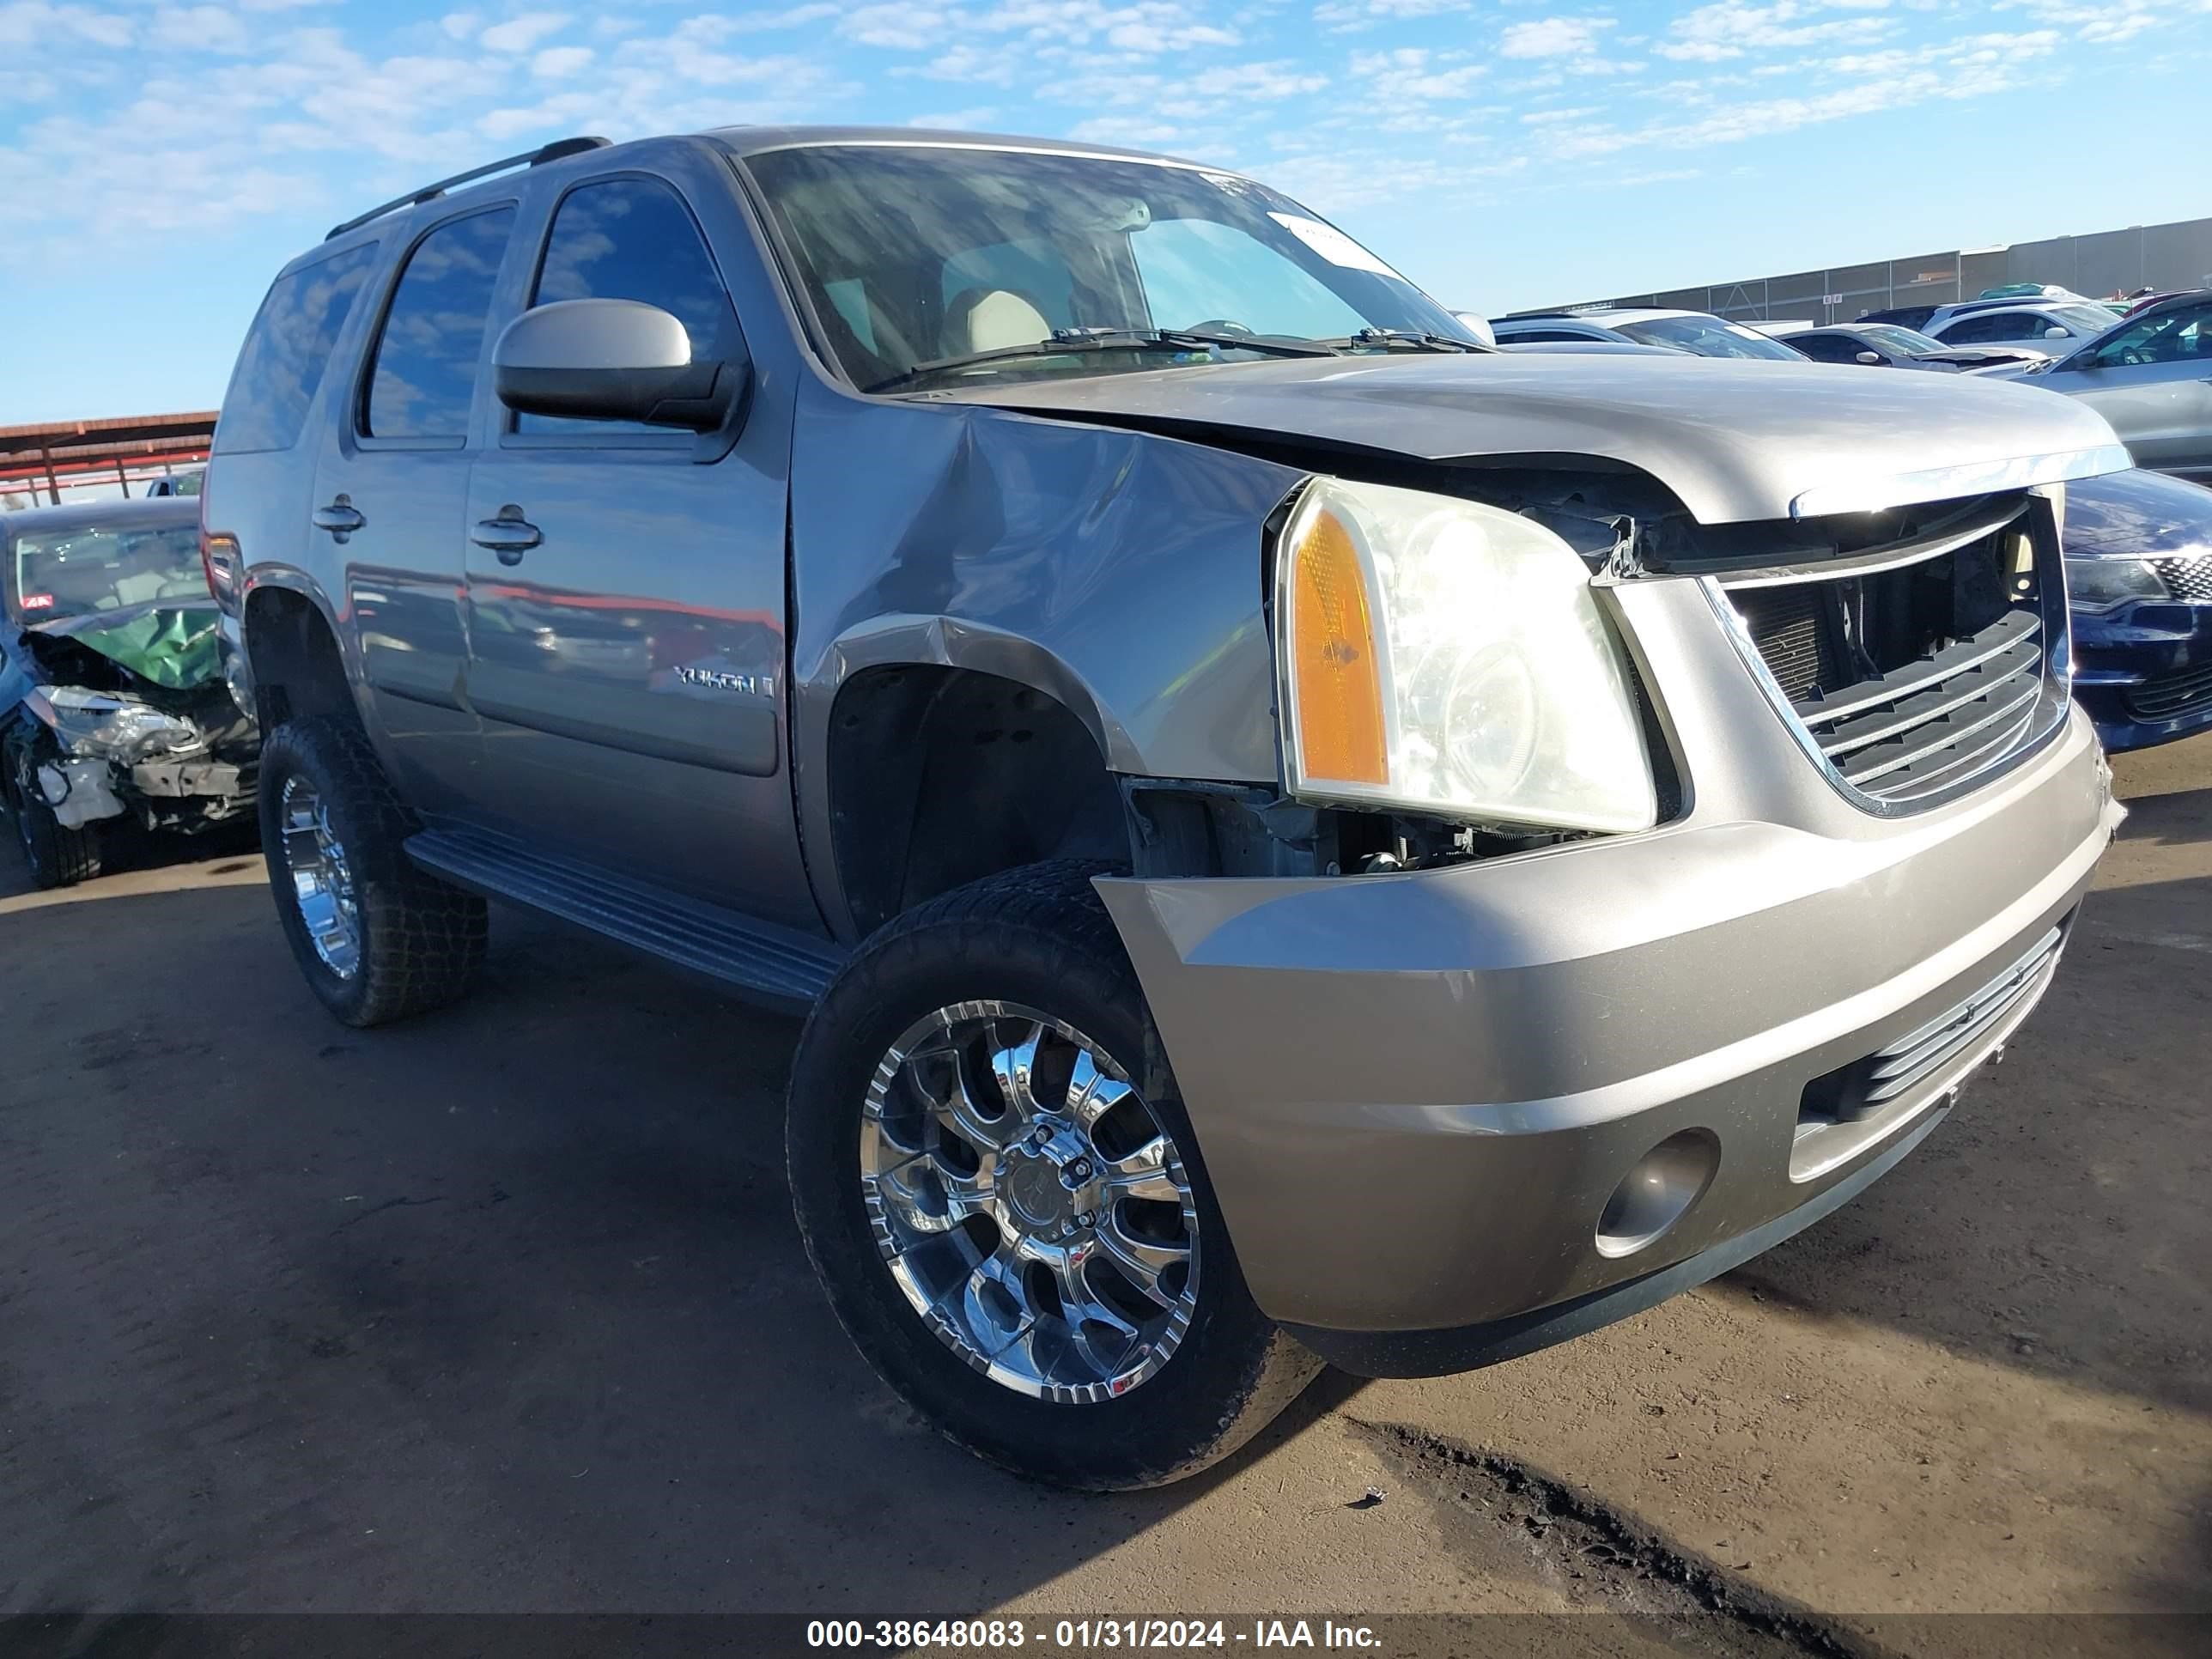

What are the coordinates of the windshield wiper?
(1312, 327, 1494, 355)
(866, 327, 1336, 393)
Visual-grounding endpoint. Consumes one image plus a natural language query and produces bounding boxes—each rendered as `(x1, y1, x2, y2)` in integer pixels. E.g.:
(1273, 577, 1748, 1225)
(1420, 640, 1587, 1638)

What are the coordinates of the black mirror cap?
(493, 297, 750, 434)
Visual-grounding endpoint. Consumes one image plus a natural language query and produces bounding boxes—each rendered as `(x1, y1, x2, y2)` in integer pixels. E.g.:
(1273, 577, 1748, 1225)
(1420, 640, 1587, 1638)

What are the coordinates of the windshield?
(742, 143, 1478, 391)
(1857, 324, 1949, 356)
(10, 523, 206, 623)
(2051, 305, 2121, 336)
(1614, 315, 1805, 361)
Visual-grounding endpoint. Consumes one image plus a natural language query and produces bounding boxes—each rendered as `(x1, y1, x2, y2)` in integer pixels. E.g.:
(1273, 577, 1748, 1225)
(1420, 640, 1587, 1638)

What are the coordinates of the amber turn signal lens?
(1287, 505, 1388, 786)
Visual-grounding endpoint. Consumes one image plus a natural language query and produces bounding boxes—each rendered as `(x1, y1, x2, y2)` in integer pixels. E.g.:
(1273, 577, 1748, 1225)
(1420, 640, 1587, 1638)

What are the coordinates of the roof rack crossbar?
(325, 136, 611, 241)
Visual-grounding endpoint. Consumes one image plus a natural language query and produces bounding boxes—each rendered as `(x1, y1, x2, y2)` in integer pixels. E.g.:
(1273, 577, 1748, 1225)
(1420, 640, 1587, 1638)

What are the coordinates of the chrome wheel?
(279, 775, 362, 979)
(861, 1002, 1200, 1403)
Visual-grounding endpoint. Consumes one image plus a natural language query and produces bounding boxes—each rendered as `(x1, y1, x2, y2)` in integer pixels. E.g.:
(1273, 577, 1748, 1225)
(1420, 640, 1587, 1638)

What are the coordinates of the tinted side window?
(523, 178, 738, 434)
(213, 243, 380, 453)
(364, 207, 515, 440)
(1792, 334, 1857, 363)
(1939, 313, 2014, 344)
(2094, 303, 2212, 368)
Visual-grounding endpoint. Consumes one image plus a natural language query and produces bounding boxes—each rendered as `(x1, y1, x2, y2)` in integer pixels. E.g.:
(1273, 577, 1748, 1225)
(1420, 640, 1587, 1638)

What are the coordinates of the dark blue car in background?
(2064, 468, 2212, 751)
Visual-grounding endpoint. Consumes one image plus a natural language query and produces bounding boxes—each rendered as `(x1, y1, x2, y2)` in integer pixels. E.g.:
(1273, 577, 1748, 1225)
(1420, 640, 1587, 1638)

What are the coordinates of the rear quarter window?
(213, 242, 380, 454)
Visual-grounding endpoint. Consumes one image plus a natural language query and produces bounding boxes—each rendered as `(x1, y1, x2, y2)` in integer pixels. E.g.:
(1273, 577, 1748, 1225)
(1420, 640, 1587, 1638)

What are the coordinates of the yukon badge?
(677, 665, 775, 696)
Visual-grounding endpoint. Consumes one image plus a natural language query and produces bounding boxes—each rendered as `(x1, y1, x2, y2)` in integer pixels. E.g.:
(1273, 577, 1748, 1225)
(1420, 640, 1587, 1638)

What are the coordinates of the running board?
(404, 826, 848, 1011)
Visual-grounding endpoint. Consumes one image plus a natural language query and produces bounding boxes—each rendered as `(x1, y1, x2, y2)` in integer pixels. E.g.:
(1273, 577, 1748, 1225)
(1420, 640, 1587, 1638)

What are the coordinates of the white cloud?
(439, 9, 480, 40)
(531, 44, 591, 78)
(842, 3, 955, 48)
(149, 5, 253, 52)
(911, 44, 1019, 83)
(1553, 27, 2059, 158)
(479, 10, 568, 54)
(1656, 1, 1895, 63)
(0, 3, 138, 50)
(1350, 47, 1487, 100)
(2016, 0, 2161, 44)
(1499, 15, 1618, 58)
(1316, 0, 1470, 33)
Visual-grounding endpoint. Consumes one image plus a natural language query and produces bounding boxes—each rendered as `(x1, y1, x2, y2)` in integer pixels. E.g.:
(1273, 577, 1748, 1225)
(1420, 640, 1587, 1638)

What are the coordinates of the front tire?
(8, 740, 102, 890)
(787, 860, 1319, 1491)
(257, 717, 487, 1027)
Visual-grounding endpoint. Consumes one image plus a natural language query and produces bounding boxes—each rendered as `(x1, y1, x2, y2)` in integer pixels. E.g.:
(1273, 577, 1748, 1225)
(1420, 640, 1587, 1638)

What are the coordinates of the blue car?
(2064, 468, 2212, 751)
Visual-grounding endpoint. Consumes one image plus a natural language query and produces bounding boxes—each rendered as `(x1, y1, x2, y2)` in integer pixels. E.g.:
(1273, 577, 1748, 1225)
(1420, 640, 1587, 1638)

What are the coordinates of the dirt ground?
(1, 735, 2206, 1654)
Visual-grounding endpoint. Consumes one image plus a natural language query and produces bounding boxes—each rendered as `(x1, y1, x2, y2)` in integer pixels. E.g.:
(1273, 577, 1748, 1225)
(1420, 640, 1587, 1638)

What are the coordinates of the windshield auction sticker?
(1266, 212, 1402, 279)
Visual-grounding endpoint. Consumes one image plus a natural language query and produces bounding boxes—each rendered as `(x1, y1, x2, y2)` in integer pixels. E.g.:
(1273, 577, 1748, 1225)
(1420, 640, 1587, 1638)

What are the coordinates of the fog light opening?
(1596, 1128, 1720, 1259)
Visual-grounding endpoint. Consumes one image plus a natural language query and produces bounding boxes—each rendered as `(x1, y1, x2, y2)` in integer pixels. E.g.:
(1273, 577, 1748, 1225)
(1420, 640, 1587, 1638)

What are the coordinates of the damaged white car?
(2, 498, 257, 888)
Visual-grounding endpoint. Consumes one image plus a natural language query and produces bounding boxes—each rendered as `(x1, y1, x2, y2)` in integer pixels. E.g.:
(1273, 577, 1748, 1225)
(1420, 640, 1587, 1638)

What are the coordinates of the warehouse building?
(1548, 213, 2212, 326)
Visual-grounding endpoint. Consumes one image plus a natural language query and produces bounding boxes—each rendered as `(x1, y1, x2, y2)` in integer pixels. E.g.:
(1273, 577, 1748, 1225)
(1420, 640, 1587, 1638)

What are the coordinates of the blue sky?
(1, 0, 2199, 422)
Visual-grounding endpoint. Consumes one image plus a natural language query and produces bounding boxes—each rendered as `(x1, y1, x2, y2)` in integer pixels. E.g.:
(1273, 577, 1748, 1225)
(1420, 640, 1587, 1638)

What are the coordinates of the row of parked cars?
(0, 125, 2188, 1492)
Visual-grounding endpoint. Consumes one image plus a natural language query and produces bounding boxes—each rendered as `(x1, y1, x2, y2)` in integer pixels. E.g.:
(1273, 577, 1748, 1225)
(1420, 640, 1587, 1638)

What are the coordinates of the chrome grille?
(1724, 494, 2062, 811)
(2151, 556, 2212, 601)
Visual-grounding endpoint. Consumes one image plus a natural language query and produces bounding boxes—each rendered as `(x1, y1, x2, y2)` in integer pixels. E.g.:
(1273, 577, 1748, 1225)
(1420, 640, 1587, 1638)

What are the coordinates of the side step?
(405, 825, 848, 1012)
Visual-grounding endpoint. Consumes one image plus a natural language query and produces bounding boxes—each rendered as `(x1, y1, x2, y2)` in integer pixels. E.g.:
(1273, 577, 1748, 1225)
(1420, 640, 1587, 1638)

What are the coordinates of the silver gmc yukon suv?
(203, 128, 2128, 1490)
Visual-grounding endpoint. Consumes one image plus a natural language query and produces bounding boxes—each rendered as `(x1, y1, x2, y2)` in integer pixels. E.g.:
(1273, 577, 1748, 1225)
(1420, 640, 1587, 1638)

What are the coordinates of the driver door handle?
(311, 498, 366, 537)
(471, 507, 542, 566)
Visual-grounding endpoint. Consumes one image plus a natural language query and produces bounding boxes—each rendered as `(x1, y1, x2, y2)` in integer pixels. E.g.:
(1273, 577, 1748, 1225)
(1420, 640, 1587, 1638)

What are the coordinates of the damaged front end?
(11, 610, 258, 836)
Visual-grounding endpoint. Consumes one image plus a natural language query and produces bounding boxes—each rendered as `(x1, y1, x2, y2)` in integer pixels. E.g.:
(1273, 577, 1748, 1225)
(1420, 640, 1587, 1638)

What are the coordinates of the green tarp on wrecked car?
(35, 605, 223, 691)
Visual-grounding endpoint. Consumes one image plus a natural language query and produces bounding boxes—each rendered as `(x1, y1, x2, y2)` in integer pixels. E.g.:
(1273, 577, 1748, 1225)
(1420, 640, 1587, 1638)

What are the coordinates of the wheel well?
(244, 589, 356, 732)
(827, 665, 1127, 938)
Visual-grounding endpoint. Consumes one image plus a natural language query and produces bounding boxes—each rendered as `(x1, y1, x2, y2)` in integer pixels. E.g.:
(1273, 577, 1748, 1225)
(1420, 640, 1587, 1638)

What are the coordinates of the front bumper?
(2072, 597, 2212, 751)
(1097, 579, 2120, 1365)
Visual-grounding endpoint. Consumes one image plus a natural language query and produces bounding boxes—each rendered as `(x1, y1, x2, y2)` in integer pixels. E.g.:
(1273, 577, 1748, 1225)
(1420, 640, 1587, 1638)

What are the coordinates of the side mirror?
(2044, 326, 2068, 339)
(494, 299, 747, 432)
(1855, 350, 1882, 365)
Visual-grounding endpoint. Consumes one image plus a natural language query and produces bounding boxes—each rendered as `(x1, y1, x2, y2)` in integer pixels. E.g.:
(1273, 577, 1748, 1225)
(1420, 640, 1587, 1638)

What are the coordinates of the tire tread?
(259, 717, 486, 1026)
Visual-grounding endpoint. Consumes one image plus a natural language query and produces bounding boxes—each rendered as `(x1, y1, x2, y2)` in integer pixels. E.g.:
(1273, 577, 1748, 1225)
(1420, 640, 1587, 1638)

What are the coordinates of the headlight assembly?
(2063, 556, 2168, 613)
(1273, 476, 1659, 835)
(29, 686, 207, 764)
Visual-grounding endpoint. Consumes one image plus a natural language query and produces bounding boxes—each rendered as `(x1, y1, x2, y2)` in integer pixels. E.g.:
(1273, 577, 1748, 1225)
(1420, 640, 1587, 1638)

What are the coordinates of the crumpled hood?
(931, 351, 2130, 524)
(28, 602, 223, 691)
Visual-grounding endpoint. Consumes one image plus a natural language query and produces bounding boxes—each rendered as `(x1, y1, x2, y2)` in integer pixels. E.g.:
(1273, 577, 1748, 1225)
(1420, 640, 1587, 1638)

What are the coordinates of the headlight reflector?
(33, 685, 206, 764)
(2063, 555, 2168, 613)
(1275, 477, 1658, 835)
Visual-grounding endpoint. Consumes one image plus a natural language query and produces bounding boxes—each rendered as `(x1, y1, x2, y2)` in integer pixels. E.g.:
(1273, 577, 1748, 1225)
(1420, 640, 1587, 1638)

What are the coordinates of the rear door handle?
(471, 507, 542, 565)
(312, 497, 366, 538)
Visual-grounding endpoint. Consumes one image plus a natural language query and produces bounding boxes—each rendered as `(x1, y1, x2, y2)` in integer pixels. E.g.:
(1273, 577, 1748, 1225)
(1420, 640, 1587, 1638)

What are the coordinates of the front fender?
(789, 384, 1306, 936)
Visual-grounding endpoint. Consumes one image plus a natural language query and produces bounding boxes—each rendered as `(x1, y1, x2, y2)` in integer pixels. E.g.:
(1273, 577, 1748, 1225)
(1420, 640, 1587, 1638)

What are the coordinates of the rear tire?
(7, 740, 102, 890)
(787, 860, 1320, 1491)
(258, 717, 487, 1027)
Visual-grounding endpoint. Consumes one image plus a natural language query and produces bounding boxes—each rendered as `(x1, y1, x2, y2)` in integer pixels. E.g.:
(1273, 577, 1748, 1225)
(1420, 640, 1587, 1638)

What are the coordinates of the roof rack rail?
(325, 136, 611, 241)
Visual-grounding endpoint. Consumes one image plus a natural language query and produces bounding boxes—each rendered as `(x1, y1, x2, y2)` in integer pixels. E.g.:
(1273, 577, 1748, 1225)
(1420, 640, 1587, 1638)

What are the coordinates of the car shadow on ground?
(0, 869, 1370, 1615)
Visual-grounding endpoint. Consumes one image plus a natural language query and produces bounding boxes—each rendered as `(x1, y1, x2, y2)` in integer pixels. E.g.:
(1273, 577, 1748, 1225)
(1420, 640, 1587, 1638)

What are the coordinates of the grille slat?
(1801, 922, 2067, 1126)
(1813, 626, 2042, 760)
(1836, 672, 2043, 788)
(2124, 659, 2212, 721)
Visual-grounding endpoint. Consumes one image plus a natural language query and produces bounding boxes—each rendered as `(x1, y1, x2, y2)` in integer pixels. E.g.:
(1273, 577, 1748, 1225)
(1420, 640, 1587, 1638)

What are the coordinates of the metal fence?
(1553, 214, 2212, 325)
